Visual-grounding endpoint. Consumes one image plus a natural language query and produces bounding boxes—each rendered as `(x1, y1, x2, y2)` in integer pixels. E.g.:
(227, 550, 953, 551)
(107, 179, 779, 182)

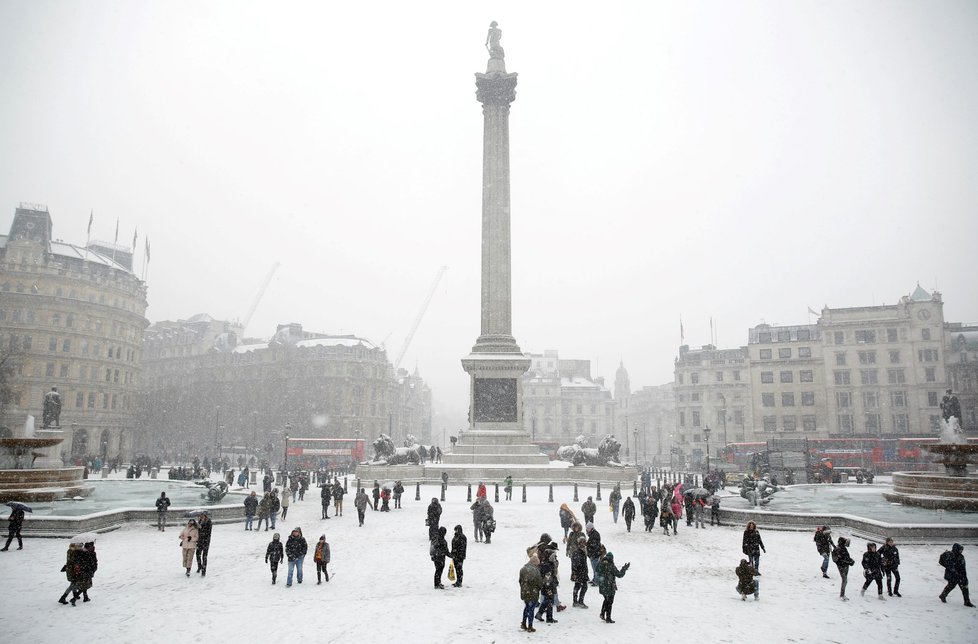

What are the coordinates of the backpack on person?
(939, 550, 951, 568)
(831, 546, 840, 564)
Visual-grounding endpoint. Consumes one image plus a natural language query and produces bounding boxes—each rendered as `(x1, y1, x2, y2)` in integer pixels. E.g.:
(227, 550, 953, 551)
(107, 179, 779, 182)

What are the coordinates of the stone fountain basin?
(0, 437, 64, 448)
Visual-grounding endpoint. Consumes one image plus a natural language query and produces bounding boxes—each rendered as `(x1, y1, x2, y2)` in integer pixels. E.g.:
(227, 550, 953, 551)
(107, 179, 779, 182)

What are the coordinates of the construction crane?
(242, 262, 281, 333)
(394, 266, 447, 371)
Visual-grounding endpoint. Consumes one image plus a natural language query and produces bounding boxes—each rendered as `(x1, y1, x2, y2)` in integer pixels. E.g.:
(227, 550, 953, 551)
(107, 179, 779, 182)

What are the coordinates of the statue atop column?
(42, 386, 62, 428)
(485, 21, 504, 59)
(941, 388, 963, 432)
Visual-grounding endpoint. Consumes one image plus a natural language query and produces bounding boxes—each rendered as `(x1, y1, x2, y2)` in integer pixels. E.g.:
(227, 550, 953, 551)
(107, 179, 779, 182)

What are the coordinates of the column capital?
(475, 72, 518, 106)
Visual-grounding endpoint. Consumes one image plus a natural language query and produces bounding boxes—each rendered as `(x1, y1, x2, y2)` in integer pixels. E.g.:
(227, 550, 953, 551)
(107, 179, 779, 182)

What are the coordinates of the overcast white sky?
(2, 1, 977, 430)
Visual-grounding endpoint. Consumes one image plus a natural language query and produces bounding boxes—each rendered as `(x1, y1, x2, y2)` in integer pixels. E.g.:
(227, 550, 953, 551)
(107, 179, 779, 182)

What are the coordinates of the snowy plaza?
(1, 480, 975, 643)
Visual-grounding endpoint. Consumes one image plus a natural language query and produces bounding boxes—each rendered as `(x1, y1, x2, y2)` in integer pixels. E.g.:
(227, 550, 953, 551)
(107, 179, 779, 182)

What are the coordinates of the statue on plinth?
(941, 389, 962, 428)
(485, 21, 504, 59)
(42, 386, 62, 428)
(370, 433, 420, 466)
(556, 434, 623, 467)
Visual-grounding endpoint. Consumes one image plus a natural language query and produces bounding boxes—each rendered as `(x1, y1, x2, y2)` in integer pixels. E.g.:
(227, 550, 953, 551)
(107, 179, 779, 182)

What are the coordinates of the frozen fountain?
(0, 416, 91, 503)
(884, 412, 978, 512)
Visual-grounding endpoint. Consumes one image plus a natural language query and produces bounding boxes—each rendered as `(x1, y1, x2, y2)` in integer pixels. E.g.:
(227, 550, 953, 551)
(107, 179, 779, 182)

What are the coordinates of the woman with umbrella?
(2, 501, 30, 551)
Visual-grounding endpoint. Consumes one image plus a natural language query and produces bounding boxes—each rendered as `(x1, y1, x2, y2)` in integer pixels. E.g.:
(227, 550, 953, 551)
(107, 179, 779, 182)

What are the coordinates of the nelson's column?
(445, 22, 549, 466)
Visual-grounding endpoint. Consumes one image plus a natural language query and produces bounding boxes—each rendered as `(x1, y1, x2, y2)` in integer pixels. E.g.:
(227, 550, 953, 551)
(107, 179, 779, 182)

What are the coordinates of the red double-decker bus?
(285, 437, 365, 470)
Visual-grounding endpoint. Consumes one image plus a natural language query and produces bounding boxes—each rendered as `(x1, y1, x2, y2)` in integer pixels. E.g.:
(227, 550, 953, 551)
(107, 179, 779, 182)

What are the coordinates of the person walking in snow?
(504, 475, 513, 501)
(832, 536, 856, 600)
(427, 497, 442, 542)
(622, 497, 635, 532)
(372, 481, 381, 511)
(392, 481, 404, 509)
(179, 519, 199, 577)
(559, 503, 576, 542)
(566, 522, 584, 559)
(354, 487, 370, 527)
(939, 543, 974, 607)
(581, 496, 597, 524)
(481, 499, 496, 544)
(471, 497, 486, 542)
(57, 543, 81, 604)
(596, 551, 629, 623)
(320, 482, 332, 519)
(814, 525, 833, 579)
(450, 525, 467, 587)
(243, 491, 258, 531)
(155, 492, 170, 532)
(70, 542, 98, 604)
(571, 535, 590, 608)
(195, 512, 212, 577)
(333, 480, 345, 516)
(313, 534, 330, 584)
(880, 537, 901, 597)
(585, 522, 602, 587)
(742, 522, 766, 573)
(285, 527, 307, 587)
(256, 493, 271, 532)
(660, 503, 676, 536)
(860, 542, 885, 600)
(279, 486, 290, 520)
(609, 484, 622, 524)
(265, 533, 283, 584)
(519, 554, 543, 632)
(430, 525, 450, 589)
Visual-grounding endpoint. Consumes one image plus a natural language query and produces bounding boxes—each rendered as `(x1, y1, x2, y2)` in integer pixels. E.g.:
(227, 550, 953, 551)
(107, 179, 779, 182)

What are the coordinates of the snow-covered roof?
(295, 336, 377, 350)
(0, 235, 132, 272)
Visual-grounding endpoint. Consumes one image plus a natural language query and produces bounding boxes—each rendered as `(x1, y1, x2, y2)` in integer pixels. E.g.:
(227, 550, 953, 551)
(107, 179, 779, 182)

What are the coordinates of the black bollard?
(415, 482, 421, 501)
(467, 483, 472, 502)
(596, 482, 602, 501)
(548, 483, 553, 502)
(573, 483, 579, 502)
(633, 480, 638, 496)
(440, 483, 446, 502)
(522, 484, 527, 503)
(494, 483, 500, 503)
(344, 476, 348, 494)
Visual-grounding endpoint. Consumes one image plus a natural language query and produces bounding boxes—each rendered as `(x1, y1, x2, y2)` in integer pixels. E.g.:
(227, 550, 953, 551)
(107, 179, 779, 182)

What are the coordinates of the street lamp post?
(633, 427, 638, 466)
(215, 405, 221, 460)
(252, 411, 258, 462)
(284, 422, 292, 473)
(703, 425, 712, 474)
(717, 392, 729, 449)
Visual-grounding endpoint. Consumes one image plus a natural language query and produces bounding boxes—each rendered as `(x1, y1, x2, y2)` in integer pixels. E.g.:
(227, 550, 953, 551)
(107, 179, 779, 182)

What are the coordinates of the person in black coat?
(622, 498, 636, 532)
(742, 522, 766, 573)
(285, 527, 308, 587)
(372, 481, 381, 511)
(860, 542, 885, 599)
(450, 525, 467, 587)
(833, 536, 856, 601)
(879, 537, 901, 597)
(814, 525, 833, 578)
(2, 507, 25, 550)
(939, 543, 974, 606)
(195, 512, 212, 576)
(74, 542, 98, 603)
(426, 498, 442, 542)
(585, 523, 602, 586)
(570, 536, 590, 608)
(321, 483, 332, 519)
(430, 526, 450, 589)
(265, 533, 284, 584)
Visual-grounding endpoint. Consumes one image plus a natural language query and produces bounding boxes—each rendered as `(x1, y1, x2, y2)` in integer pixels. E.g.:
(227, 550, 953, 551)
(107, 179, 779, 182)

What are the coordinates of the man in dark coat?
(430, 526, 450, 589)
(833, 536, 856, 600)
(939, 543, 974, 606)
(519, 555, 544, 632)
(571, 536, 590, 608)
(372, 481, 381, 511)
(155, 492, 171, 532)
(285, 527, 307, 587)
(450, 525, 467, 587)
(321, 483, 332, 519)
(880, 537, 901, 597)
(195, 512, 212, 576)
(622, 497, 636, 532)
(860, 542, 885, 599)
(581, 496, 597, 524)
(814, 525, 833, 578)
(2, 506, 25, 550)
(585, 522, 602, 586)
(426, 498, 442, 542)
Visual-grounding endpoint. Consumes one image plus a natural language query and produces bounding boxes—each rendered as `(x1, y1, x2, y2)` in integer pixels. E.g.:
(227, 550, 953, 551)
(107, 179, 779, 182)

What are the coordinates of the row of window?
(67, 391, 132, 410)
(834, 390, 909, 409)
(756, 329, 814, 343)
(43, 362, 136, 385)
(760, 370, 815, 384)
(1, 309, 141, 346)
(678, 408, 746, 428)
(0, 282, 140, 313)
(758, 347, 813, 360)
(831, 367, 939, 385)
(831, 327, 932, 345)
(835, 414, 941, 434)
(680, 371, 743, 385)
(761, 415, 819, 432)
(761, 391, 817, 407)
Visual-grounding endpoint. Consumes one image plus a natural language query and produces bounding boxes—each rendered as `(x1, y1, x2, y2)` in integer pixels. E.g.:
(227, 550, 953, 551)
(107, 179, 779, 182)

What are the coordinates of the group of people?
(518, 502, 632, 632)
(426, 483, 498, 590)
(263, 528, 331, 586)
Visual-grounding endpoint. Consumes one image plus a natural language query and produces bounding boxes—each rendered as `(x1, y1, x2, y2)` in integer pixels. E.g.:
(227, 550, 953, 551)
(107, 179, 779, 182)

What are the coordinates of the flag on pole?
(114, 218, 119, 244)
(145, 237, 151, 262)
(87, 210, 93, 236)
(807, 306, 819, 317)
(132, 227, 137, 251)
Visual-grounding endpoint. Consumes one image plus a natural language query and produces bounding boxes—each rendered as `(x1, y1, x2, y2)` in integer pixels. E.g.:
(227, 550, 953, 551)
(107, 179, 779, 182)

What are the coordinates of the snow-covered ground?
(1, 483, 975, 643)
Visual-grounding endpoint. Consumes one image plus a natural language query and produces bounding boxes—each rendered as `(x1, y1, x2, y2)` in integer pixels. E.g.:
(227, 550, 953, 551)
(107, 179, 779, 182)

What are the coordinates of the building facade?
(522, 350, 616, 445)
(139, 318, 432, 463)
(0, 204, 149, 462)
(674, 286, 962, 452)
(625, 383, 676, 467)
